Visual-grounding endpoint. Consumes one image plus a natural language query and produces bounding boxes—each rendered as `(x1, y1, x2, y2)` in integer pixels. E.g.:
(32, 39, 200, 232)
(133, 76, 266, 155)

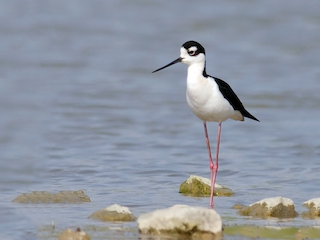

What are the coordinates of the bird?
(153, 41, 259, 209)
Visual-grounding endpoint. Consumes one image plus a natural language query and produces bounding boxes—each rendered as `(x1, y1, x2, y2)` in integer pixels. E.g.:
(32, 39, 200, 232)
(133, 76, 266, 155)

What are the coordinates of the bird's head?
(180, 41, 206, 66)
(153, 41, 206, 73)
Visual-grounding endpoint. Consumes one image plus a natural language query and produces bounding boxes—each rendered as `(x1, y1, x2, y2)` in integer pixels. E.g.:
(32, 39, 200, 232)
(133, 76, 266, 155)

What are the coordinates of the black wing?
(213, 77, 259, 122)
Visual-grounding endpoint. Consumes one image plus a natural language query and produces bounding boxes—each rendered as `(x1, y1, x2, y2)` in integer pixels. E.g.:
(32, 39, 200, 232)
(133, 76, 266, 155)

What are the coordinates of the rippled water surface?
(1, 1, 320, 239)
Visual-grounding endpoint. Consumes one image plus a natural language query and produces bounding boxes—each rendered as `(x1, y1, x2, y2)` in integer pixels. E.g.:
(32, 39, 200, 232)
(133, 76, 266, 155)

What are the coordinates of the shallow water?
(0, 0, 320, 239)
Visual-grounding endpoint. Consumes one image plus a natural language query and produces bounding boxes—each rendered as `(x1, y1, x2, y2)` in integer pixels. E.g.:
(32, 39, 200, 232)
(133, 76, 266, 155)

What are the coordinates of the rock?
(89, 204, 136, 222)
(232, 204, 246, 210)
(58, 228, 90, 240)
(237, 196, 298, 218)
(12, 190, 91, 204)
(223, 225, 320, 239)
(179, 174, 234, 197)
(302, 198, 320, 219)
(137, 204, 222, 238)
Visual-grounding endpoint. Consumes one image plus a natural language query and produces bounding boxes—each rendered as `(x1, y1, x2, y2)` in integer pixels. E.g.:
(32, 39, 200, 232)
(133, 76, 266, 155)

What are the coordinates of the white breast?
(186, 67, 235, 123)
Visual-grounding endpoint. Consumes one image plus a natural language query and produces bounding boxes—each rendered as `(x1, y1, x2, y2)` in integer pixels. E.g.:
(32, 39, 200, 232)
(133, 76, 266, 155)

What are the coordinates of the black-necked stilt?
(153, 41, 259, 209)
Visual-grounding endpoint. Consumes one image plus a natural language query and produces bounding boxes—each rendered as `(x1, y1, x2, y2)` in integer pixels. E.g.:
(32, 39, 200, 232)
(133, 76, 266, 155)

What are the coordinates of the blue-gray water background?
(0, 1, 320, 239)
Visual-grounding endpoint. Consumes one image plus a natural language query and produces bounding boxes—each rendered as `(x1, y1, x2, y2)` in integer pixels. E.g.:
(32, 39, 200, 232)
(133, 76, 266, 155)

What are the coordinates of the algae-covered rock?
(179, 174, 234, 197)
(224, 225, 320, 240)
(13, 190, 91, 204)
(302, 198, 320, 219)
(138, 204, 222, 238)
(237, 196, 298, 218)
(89, 204, 136, 222)
(232, 203, 246, 210)
(58, 228, 90, 240)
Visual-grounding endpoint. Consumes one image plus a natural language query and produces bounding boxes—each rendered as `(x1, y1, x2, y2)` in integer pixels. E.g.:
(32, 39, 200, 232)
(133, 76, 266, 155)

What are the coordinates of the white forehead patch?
(188, 46, 197, 52)
(180, 47, 188, 55)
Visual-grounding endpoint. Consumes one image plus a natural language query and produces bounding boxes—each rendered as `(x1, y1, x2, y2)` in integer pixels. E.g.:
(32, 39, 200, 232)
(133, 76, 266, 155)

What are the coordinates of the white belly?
(186, 76, 235, 123)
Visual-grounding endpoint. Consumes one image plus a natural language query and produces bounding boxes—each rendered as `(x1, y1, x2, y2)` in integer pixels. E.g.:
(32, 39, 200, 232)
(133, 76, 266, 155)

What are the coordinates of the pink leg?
(203, 122, 222, 209)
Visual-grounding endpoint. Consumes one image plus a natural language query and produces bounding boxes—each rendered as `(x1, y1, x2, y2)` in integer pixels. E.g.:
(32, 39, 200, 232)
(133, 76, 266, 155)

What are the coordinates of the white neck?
(187, 61, 206, 86)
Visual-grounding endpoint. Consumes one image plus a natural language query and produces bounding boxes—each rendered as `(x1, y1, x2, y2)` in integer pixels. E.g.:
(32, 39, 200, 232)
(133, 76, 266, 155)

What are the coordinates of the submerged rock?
(179, 174, 234, 197)
(89, 204, 136, 222)
(137, 204, 222, 238)
(223, 225, 320, 240)
(232, 203, 246, 210)
(58, 228, 90, 240)
(237, 196, 298, 218)
(12, 190, 90, 204)
(302, 198, 320, 219)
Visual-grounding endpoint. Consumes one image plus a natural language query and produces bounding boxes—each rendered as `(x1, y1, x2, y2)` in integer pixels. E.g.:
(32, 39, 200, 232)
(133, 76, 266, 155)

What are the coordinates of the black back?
(212, 76, 259, 122)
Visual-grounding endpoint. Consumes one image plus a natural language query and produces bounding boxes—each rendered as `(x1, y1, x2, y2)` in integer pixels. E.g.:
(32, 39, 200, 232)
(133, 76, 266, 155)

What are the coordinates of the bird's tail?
(242, 109, 259, 122)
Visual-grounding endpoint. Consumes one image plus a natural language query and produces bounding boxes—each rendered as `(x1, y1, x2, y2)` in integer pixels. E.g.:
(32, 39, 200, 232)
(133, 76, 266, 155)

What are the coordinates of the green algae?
(37, 224, 320, 240)
(179, 178, 234, 197)
(224, 225, 320, 239)
(13, 190, 91, 204)
(237, 203, 298, 219)
(88, 209, 136, 222)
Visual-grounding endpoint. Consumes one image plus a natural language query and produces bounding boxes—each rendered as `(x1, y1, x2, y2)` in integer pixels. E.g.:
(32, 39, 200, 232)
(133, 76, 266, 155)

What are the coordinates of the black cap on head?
(182, 41, 205, 55)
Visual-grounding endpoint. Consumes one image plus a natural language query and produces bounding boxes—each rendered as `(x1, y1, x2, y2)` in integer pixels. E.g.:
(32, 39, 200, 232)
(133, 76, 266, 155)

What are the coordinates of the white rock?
(186, 174, 224, 188)
(303, 198, 320, 209)
(105, 204, 132, 214)
(137, 204, 222, 235)
(250, 196, 294, 209)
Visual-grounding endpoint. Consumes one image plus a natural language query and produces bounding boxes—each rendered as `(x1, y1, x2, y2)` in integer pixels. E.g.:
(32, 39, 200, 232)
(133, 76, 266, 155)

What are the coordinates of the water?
(0, 0, 320, 239)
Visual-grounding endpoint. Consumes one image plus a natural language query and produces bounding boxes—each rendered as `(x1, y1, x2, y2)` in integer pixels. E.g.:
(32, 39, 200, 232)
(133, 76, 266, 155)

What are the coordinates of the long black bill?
(152, 57, 182, 73)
